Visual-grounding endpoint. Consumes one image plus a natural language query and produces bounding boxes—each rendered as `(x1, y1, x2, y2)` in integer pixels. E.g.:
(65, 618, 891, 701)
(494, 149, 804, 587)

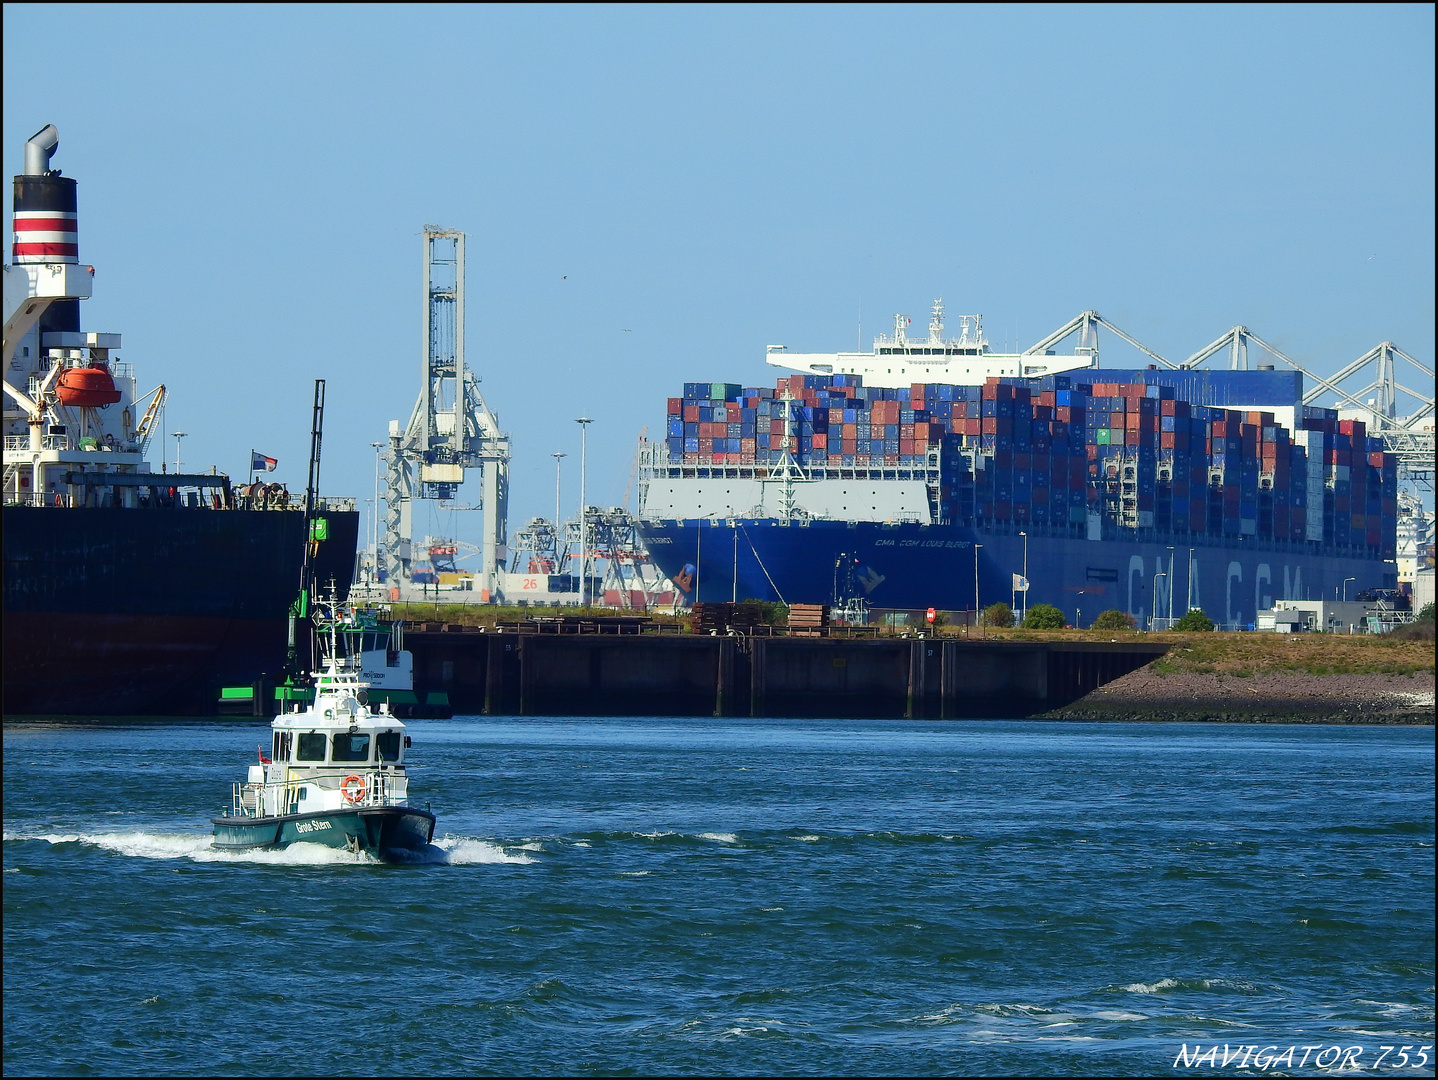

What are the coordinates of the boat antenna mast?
(288, 378, 325, 675)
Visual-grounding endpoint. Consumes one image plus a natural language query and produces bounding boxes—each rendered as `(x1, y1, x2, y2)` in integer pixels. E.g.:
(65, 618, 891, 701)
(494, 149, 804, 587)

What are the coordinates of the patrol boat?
(211, 605, 436, 859)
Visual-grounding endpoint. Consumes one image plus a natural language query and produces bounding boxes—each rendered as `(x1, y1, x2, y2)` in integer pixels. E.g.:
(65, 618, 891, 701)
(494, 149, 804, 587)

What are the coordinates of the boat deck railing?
(227, 766, 409, 819)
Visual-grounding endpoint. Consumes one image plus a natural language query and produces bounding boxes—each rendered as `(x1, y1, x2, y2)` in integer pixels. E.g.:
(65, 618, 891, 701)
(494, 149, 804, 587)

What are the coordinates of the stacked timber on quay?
(394, 624, 1166, 719)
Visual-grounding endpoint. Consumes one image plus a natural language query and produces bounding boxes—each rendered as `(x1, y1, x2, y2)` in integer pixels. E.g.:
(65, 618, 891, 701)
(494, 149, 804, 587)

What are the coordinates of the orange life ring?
(341, 774, 367, 804)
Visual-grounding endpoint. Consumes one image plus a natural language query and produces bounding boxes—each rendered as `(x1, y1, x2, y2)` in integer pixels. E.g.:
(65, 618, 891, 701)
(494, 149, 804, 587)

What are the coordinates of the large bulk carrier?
(635, 303, 1397, 629)
(3, 125, 357, 715)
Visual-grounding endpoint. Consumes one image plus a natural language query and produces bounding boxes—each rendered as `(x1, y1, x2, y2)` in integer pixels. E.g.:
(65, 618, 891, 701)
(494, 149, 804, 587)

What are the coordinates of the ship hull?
(211, 806, 435, 860)
(3, 506, 359, 715)
(638, 518, 1395, 630)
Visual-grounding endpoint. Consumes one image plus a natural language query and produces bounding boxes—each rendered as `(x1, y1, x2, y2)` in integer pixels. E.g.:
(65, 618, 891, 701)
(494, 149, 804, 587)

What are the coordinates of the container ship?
(3, 125, 357, 715)
(635, 303, 1397, 630)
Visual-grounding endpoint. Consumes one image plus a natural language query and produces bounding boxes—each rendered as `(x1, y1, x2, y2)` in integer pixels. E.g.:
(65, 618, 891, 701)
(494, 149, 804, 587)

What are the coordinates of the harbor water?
(3, 717, 1433, 1076)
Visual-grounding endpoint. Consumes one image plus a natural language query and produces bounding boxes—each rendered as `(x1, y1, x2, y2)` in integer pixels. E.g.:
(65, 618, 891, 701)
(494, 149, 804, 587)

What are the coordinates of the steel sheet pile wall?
(662, 371, 1396, 558)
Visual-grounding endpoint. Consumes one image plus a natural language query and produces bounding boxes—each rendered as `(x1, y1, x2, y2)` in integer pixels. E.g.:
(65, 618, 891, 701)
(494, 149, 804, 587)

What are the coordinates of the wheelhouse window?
(376, 730, 402, 762)
(332, 732, 371, 762)
(297, 732, 327, 761)
(272, 731, 293, 762)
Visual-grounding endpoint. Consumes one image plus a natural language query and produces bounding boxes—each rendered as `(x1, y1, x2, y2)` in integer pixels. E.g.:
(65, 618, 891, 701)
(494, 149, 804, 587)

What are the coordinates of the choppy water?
(3, 718, 1433, 1076)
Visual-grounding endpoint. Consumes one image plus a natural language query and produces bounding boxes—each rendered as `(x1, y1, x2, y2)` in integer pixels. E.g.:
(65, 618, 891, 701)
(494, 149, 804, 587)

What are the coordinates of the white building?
(1256, 599, 1385, 634)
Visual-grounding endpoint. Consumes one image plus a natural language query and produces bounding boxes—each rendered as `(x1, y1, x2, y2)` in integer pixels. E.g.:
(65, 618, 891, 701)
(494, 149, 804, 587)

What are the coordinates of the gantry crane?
(383, 227, 510, 601)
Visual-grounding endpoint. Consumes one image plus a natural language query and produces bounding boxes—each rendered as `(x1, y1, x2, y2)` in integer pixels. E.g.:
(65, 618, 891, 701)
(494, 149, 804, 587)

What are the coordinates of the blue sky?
(4, 4, 1433, 544)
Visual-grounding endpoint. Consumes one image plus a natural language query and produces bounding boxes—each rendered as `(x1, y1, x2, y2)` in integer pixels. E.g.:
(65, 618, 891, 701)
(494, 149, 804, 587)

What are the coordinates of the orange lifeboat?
(55, 365, 122, 407)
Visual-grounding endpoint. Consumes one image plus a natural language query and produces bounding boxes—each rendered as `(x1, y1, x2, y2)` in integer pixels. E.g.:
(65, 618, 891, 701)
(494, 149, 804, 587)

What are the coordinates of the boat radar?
(765, 299, 1097, 389)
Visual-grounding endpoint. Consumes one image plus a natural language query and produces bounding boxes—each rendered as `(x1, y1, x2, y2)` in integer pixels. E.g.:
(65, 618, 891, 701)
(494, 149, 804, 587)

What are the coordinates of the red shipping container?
(684, 405, 700, 422)
(842, 439, 857, 454)
(899, 438, 913, 455)
(668, 397, 683, 414)
(813, 433, 827, 449)
(914, 422, 929, 441)
(829, 408, 844, 424)
(741, 438, 756, 453)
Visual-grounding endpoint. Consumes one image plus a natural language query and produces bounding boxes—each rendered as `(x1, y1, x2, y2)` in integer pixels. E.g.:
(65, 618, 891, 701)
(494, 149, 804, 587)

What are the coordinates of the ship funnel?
(13, 123, 78, 267)
(23, 125, 59, 175)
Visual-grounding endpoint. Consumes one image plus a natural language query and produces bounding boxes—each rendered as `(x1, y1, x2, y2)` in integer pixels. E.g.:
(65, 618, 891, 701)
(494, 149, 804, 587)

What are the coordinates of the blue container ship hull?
(638, 518, 1394, 630)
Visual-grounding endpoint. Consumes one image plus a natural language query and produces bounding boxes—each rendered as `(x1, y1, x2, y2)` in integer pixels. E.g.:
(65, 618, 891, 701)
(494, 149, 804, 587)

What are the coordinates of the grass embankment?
(976, 627, 1434, 678)
(1009, 628, 1434, 724)
(383, 602, 1434, 679)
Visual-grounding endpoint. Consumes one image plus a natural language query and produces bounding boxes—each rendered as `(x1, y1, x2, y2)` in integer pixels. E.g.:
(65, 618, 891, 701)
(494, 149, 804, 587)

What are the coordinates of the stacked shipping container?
(663, 372, 1397, 558)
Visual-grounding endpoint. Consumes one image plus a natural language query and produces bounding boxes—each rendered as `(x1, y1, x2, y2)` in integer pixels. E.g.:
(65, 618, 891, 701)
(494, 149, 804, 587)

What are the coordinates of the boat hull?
(3, 505, 359, 715)
(210, 806, 436, 860)
(637, 518, 1396, 630)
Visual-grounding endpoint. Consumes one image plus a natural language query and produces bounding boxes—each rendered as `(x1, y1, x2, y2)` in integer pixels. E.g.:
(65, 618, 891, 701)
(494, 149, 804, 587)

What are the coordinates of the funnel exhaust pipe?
(23, 125, 59, 176)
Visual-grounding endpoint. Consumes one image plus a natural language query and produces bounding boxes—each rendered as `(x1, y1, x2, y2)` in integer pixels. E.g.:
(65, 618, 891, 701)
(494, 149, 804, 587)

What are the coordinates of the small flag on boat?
(1012, 573, 1029, 592)
(251, 451, 278, 472)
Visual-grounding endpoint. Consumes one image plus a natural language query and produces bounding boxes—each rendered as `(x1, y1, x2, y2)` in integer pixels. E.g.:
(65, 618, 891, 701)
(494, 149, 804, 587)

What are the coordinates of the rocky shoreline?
(1041, 668, 1435, 725)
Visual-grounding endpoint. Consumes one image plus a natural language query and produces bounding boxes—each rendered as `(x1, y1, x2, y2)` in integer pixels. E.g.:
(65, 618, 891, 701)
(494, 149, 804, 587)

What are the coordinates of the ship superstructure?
(765, 299, 1096, 389)
(3, 125, 166, 504)
(3, 124, 358, 716)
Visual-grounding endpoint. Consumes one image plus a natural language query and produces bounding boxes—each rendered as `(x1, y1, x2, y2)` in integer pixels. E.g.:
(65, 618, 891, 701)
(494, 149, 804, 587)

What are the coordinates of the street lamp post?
(1342, 577, 1355, 602)
(371, 441, 384, 580)
(1166, 545, 1175, 628)
(552, 453, 566, 536)
(1019, 530, 1028, 623)
(575, 419, 592, 607)
(172, 431, 187, 474)
(1186, 547, 1195, 615)
(1152, 571, 1167, 630)
(974, 543, 982, 636)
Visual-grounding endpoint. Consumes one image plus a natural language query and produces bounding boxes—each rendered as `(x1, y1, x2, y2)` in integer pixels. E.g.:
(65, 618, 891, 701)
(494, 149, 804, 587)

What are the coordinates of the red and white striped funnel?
(13, 124, 78, 264)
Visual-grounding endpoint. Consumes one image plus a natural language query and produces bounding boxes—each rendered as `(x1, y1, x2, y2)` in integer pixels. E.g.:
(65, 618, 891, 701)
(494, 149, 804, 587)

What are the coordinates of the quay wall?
(401, 630, 1168, 719)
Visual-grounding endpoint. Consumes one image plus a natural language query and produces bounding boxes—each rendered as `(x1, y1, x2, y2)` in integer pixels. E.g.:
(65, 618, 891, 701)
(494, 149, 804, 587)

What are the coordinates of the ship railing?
(295, 767, 411, 811)
(3, 434, 71, 452)
(231, 781, 264, 818)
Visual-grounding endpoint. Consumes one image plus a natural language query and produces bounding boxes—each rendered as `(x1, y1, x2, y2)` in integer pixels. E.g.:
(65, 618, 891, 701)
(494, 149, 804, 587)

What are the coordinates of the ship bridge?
(765, 300, 1097, 389)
